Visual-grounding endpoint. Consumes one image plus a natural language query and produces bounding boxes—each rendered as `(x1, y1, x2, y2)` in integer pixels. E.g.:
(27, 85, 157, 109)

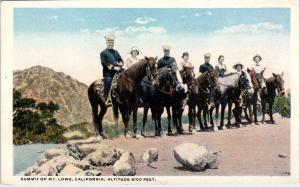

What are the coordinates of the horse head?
(272, 72, 285, 96)
(207, 68, 219, 91)
(255, 68, 267, 89)
(239, 71, 254, 94)
(144, 56, 159, 87)
(247, 68, 259, 91)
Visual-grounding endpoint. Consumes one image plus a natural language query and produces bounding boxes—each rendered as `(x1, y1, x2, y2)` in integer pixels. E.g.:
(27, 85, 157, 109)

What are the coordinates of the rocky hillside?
(13, 66, 92, 126)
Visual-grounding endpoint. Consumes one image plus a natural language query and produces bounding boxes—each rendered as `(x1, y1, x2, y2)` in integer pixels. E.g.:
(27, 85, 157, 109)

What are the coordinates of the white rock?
(141, 148, 159, 163)
(58, 164, 85, 176)
(67, 136, 102, 146)
(84, 144, 118, 166)
(173, 143, 208, 171)
(113, 152, 136, 176)
(84, 170, 102, 176)
(43, 148, 66, 160)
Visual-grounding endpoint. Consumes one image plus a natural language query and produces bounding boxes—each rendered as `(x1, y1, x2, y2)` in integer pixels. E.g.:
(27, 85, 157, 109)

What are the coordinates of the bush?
(13, 89, 66, 145)
(274, 95, 291, 118)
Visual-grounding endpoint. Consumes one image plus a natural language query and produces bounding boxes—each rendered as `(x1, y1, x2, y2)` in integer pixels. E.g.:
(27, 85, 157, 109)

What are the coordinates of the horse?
(141, 63, 188, 136)
(244, 68, 260, 125)
(184, 68, 219, 132)
(209, 71, 254, 131)
(261, 72, 285, 124)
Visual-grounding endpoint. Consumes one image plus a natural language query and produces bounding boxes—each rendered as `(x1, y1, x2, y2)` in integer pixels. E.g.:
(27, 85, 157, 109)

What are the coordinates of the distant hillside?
(13, 66, 92, 126)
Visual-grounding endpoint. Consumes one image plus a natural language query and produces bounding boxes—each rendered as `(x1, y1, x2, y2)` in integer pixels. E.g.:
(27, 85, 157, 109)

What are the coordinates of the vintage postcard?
(1, 0, 299, 185)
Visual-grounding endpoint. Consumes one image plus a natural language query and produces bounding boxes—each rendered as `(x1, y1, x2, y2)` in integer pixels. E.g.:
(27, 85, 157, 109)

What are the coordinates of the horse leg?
(188, 104, 193, 133)
(210, 103, 218, 132)
(234, 102, 242, 128)
(269, 102, 275, 124)
(253, 95, 259, 124)
(166, 106, 173, 135)
(261, 100, 266, 124)
(214, 103, 220, 131)
(111, 98, 119, 128)
(120, 104, 130, 138)
(203, 104, 209, 130)
(227, 101, 233, 128)
(142, 106, 149, 136)
(197, 106, 205, 131)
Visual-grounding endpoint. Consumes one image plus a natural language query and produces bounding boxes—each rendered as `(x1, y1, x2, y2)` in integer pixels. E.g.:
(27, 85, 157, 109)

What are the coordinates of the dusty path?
(101, 114, 290, 176)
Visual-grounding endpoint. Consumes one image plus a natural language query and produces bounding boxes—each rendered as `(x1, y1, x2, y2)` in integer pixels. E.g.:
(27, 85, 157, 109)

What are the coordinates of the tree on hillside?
(13, 89, 66, 145)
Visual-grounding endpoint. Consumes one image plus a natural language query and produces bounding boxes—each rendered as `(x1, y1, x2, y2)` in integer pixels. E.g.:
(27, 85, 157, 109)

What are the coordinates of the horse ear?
(247, 68, 250, 73)
(272, 73, 276, 77)
(144, 56, 149, 61)
(281, 72, 284, 77)
(155, 56, 158, 61)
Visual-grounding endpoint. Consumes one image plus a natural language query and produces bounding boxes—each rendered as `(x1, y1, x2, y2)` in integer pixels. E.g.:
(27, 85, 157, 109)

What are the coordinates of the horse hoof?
(221, 126, 227, 130)
(250, 123, 255, 126)
(213, 127, 218, 132)
(136, 134, 144, 139)
(255, 122, 260, 125)
(167, 131, 173, 136)
(125, 134, 132, 139)
(100, 133, 108, 139)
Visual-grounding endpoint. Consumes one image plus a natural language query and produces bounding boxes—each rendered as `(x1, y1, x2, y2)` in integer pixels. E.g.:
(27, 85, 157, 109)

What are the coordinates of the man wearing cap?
(100, 34, 124, 104)
(157, 45, 176, 69)
(199, 53, 214, 73)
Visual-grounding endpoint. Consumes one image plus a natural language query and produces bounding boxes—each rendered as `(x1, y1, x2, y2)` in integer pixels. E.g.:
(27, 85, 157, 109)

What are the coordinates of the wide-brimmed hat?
(129, 46, 140, 55)
(104, 34, 116, 41)
(253, 54, 262, 61)
(233, 63, 244, 69)
(182, 52, 189, 58)
(162, 44, 171, 50)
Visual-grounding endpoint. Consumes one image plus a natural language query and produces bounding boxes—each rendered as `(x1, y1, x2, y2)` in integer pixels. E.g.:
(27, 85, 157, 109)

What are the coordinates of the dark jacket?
(157, 56, 176, 69)
(100, 48, 123, 77)
(199, 63, 213, 73)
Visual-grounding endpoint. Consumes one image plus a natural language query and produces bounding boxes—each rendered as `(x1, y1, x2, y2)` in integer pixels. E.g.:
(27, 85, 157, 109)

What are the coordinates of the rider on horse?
(100, 34, 124, 106)
(233, 63, 247, 108)
(157, 45, 176, 69)
(215, 55, 227, 78)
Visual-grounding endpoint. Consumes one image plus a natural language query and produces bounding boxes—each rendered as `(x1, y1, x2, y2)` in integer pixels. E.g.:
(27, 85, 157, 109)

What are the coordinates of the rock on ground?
(67, 144, 87, 160)
(67, 136, 102, 146)
(43, 148, 66, 160)
(84, 144, 119, 166)
(141, 148, 159, 163)
(113, 152, 136, 176)
(58, 164, 85, 176)
(173, 143, 219, 171)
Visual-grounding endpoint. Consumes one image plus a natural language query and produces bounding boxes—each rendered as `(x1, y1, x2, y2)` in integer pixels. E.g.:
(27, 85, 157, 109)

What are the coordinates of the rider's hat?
(104, 34, 116, 41)
(233, 63, 244, 69)
(204, 52, 211, 58)
(129, 46, 140, 55)
(253, 54, 262, 61)
(162, 44, 171, 50)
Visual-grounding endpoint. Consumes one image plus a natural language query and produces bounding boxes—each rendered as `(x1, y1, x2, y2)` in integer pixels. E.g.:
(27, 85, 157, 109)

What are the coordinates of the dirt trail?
(100, 114, 290, 176)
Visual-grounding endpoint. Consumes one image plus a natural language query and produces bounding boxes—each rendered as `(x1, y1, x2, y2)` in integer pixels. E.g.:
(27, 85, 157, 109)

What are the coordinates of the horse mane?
(122, 58, 147, 80)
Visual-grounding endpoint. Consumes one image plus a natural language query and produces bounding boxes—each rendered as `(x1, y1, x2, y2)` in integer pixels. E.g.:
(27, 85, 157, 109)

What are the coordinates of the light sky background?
(14, 8, 290, 88)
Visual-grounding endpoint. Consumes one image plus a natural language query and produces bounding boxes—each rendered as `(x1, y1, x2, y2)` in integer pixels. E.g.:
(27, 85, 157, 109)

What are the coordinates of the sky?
(14, 8, 290, 88)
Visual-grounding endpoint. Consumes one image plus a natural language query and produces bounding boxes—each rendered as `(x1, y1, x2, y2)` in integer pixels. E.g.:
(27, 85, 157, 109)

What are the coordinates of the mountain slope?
(13, 66, 92, 126)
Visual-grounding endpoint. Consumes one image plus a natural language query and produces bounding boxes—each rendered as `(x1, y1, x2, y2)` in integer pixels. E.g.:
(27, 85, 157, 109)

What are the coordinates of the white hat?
(104, 34, 116, 41)
(129, 46, 141, 54)
(204, 52, 211, 57)
(162, 44, 171, 50)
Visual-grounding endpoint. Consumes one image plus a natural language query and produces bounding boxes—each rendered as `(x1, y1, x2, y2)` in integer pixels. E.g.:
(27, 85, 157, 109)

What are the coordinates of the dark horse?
(141, 63, 188, 136)
(209, 71, 254, 131)
(244, 68, 260, 125)
(111, 57, 158, 138)
(182, 68, 219, 132)
(88, 57, 158, 139)
(260, 72, 285, 124)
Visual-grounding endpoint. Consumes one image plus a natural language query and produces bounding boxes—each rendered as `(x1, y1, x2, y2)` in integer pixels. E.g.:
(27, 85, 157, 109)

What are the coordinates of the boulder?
(84, 144, 118, 166)
(67, 144, 87, 160)
(43, 148, 66, 160)
(58, 164, 85, 176)
(203, 153, 219, 169)
(113, 152, 136, 176)
(174, 143, 216, 171)
(67, 136, 102, 146)
(33, 155, 90, 176)
(84, 170, 102, 176)
(141, 148, 159, 163)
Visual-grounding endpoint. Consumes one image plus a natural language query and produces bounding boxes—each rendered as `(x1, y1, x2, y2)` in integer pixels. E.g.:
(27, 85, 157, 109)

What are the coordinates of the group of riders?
(90, 34, 284, 138)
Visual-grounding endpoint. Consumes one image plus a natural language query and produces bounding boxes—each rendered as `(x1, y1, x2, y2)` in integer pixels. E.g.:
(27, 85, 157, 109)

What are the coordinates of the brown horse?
(261, 72, 285, 124)
(191, 68, 219, 131)
(111, 57, 158, 138)
(245, 68, 260, 125)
